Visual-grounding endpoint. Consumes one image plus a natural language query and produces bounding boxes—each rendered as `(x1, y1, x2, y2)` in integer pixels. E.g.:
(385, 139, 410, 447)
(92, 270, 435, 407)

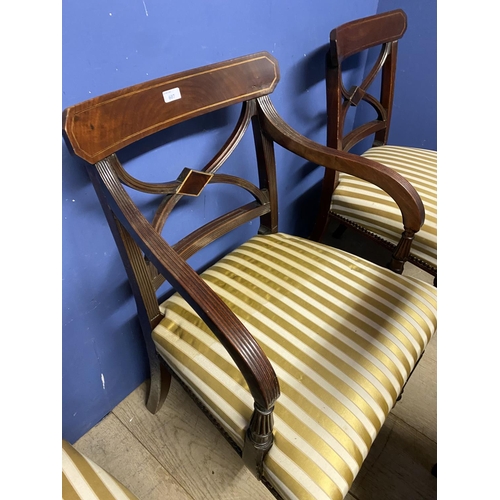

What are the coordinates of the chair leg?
(388, 256, 405, 274)
(146, 355, 171, 414)
(331, 222, 348, 239)
(395, 387, 404, 404)
(393, 348, 426, 408)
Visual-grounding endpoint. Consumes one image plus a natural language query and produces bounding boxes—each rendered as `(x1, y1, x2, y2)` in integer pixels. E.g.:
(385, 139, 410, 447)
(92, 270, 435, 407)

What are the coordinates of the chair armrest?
(257, 96, 425, 233)
(89, 159, 280, 412)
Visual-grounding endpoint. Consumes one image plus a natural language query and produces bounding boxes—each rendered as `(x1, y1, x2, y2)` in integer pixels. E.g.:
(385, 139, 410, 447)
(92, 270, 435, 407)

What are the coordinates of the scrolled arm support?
(243, 403, 275, 479)
(391, 229, 416, 274)
(256, 95, 425, 235)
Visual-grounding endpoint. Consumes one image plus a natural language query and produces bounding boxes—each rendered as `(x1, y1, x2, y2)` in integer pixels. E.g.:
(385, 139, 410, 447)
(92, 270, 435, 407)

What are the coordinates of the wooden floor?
(74, 225, 437, 500)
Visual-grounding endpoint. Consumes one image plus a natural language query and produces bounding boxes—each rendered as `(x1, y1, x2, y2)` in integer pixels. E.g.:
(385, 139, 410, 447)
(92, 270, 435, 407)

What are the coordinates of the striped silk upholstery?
(62, 440, 139, 500)
(330, 145, 437, 268)
(153, 232, 437, 500)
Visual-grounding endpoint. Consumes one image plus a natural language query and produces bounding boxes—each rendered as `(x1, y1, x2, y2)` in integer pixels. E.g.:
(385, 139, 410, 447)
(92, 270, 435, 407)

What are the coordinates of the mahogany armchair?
(63, 52, 437, 500)
(311, 10, 437, 281)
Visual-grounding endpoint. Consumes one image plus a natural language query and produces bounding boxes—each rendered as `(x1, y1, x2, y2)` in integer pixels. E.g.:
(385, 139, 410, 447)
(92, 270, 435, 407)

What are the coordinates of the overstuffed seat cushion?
(62, 440, 139, 500)
(152, 232, 437, 500)
(330, 145, 437, 269)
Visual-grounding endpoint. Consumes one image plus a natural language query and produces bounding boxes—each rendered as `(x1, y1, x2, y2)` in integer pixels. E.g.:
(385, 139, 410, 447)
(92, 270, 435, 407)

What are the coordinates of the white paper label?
(162, 87, 182, 103)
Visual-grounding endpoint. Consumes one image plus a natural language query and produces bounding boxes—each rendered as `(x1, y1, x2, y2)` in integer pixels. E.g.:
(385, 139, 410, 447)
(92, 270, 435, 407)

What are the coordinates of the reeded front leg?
(242, 404, 275, 479)
(389, 229, 415, 274)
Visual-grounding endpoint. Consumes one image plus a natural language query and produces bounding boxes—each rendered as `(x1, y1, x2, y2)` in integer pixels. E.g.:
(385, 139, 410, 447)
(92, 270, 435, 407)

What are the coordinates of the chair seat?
(330, 145, 437, 269)
(152, 232, 437, 500)
(62, 440, 139, 500)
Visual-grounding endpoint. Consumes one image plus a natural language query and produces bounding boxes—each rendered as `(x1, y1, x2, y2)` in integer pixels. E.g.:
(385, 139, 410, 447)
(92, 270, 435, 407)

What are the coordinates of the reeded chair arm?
(257, 96, 425, 234)
(88, 160, 280, 413)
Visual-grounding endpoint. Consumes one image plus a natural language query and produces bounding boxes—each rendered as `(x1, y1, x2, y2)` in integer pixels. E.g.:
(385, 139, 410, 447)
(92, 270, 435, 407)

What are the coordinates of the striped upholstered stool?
(62, 440, 138, 500)
(153, 232, 437, 500)
(331, 145, 437, 271)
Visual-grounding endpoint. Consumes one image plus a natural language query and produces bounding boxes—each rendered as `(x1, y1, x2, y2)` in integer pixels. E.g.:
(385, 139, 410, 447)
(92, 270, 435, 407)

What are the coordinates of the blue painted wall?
(63, 0, 436, 443)
(378, 0, 437, 150)
(351, 0, 437, 152)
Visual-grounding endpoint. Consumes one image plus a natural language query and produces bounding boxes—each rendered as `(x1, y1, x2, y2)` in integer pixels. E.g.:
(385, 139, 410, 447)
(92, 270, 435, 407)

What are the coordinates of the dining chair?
(311, 9, 437, 282)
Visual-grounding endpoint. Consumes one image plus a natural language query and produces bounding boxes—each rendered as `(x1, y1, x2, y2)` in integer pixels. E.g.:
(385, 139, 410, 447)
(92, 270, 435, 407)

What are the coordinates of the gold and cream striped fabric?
(62, 440, 139, 500)
(330, 145, 437, 268)
(153, 232, 437, 500)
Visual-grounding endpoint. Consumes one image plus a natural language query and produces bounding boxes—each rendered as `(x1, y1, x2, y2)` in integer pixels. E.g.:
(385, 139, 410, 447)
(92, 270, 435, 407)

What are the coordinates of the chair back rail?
(63, 52, 279, 164)
(331, 8, 407, 63)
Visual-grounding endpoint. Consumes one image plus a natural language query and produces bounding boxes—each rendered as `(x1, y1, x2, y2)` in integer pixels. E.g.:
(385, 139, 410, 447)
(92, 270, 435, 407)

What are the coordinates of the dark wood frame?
(63, 51, 424, 487)
(311, 9, 436, 280)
